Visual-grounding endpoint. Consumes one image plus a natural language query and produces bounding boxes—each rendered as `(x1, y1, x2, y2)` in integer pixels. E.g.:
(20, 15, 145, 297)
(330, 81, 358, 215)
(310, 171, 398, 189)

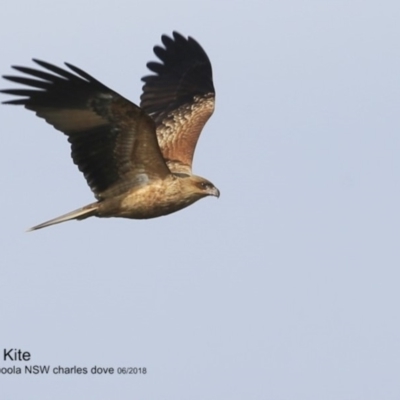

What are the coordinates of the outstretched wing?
(141, 32, 215, 175)
(1, 60, 170, 199)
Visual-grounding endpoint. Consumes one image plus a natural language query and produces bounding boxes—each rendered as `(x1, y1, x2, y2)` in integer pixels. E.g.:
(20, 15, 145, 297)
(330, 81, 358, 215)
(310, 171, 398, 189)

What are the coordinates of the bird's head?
(180, 175, 220, 201)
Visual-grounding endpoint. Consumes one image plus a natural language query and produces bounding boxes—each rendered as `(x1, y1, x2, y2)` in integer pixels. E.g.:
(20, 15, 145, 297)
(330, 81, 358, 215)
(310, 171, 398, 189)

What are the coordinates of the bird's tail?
(27, 202, 99, 232)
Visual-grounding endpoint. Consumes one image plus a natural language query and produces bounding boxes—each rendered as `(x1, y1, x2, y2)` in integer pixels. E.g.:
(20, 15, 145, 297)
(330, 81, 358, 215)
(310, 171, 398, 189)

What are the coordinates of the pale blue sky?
(1, 1, 400, 399)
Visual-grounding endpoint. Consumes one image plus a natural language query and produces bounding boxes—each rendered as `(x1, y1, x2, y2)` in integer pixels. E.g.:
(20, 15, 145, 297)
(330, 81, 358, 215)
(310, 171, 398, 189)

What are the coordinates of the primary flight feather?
(1, 32, 219, 231)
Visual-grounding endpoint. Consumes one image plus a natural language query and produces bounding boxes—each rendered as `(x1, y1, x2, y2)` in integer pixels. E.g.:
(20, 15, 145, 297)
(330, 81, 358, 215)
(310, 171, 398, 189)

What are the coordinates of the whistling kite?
(2, 32, 219, 231)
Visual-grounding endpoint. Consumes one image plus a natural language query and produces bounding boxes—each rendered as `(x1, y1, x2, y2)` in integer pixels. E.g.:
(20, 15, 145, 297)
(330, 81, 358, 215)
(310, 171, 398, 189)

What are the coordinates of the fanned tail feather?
(28, 203, 98, 232)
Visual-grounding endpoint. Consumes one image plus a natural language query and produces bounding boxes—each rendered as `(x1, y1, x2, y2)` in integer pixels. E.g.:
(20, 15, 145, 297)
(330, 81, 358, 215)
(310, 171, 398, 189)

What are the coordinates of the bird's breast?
(97, 179, 196, 220)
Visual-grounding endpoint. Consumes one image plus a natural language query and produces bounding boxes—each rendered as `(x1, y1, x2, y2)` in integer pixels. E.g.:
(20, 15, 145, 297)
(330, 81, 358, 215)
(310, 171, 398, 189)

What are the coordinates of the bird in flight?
(1, 32, 219, 231)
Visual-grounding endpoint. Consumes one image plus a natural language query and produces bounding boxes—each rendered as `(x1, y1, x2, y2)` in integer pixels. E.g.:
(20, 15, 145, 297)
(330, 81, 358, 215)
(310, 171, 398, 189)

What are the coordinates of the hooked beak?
(210, 186, 220, 198)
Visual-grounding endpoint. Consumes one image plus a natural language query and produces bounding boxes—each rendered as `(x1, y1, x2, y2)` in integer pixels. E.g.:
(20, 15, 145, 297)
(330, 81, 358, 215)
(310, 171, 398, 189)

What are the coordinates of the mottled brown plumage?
(1, 32, 219, 231)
